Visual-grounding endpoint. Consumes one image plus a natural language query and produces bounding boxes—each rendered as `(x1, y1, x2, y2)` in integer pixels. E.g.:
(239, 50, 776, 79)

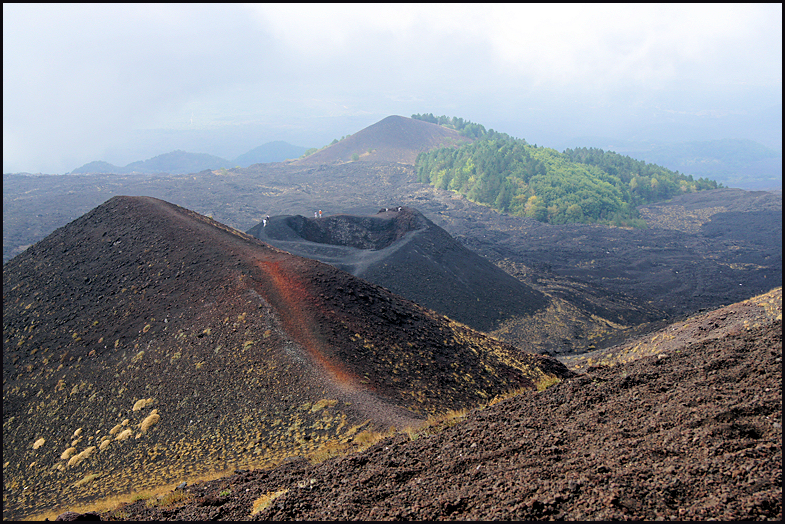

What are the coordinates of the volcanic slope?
(2, 195, 571, 520)
(92, 288, 781, 521)
(247, 207, 548, 333)
(295, 115, 472, 165)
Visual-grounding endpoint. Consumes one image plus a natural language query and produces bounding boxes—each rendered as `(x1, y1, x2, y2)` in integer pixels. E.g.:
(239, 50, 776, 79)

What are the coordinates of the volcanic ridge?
(2, 195, 570, 520)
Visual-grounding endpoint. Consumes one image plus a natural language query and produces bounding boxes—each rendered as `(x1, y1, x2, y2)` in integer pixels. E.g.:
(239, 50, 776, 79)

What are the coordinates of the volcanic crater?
(247, 206, 548, 334)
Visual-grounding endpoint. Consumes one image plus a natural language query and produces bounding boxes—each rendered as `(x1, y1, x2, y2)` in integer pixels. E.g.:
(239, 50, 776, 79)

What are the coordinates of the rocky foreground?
(54, 306, 781, 521)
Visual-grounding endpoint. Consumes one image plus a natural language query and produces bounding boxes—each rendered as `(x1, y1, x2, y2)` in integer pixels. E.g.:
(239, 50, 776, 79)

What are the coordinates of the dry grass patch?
(140, 410, 160, 433)
(132, 398, 154, 411)
(306, 439, 347, 464)
(405, 408, 468, 440)
(73, 473, 100, 488)
(536, 374, 563, 392)
(352, 428, 395, 450)
(130, 491, 154, 503)
(488, 386, 532, 406)
(67, 446, 96, 468)
(310, 399, 338, 412)
(251, 489, 289, 516)
(145, 489, 192, 508)
(305, 423, 396, 464)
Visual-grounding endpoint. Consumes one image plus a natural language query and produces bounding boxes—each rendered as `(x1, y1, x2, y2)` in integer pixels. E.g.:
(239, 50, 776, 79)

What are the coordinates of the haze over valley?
(4, 5, 781, 185)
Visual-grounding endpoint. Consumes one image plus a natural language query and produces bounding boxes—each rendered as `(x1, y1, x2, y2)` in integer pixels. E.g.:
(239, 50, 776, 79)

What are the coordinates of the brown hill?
(246, 207, 549, 333)
(73, 288, 782, 521)
(2, 196, 570, 520)
(560, 286, 783, 370)
(294, 115, 472, 165)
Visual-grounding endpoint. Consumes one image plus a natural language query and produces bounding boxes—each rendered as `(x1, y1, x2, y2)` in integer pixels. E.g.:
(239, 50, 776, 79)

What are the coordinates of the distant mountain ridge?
(233, 141, 308, 166)
(68, 160, 126, 174)
(624, 138, 782, 191)
(69, 141, 308, 175)
(125, 150, 233, 174)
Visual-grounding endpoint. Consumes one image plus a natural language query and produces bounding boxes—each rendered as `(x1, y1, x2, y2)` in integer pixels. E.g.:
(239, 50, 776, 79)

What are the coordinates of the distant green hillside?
(411, 113, 491, 139)
(415, 121, 722, 227)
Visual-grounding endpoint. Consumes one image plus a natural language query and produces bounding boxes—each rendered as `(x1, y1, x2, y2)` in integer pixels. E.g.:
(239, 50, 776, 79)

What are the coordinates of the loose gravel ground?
(90, 298, 781, 521)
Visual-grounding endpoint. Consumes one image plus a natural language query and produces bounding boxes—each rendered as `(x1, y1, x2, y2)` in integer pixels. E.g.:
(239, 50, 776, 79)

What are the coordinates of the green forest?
(414, 115, 722, 227)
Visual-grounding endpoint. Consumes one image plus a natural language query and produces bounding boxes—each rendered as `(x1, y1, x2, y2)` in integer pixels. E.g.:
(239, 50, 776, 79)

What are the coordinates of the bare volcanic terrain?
(4, 115, 780, 357)
(77, 288, 781, 521)
(3, 108, 782, 520)
(2, 196, 570, 521)
(6, 159, 778, 356)
(451, 188, 782, 320)
(246, 207, 548, 333)
(294, 115, 472, 165)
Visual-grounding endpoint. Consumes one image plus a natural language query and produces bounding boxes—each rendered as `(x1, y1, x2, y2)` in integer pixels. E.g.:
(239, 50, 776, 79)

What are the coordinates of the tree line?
(415, 124, 722, 227)
(411, 113, 515, 140)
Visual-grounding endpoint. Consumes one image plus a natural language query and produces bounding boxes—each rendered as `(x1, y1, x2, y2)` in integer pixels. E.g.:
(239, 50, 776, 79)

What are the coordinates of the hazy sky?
(4, 3, 782, 174)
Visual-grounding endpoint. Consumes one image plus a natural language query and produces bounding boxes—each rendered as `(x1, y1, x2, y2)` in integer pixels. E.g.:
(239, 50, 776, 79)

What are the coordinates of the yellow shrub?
(132, 398, 154, 411)
(115, 429, 133, 441)
(311, 399, 338, 412)
(140, 410, 160, 433)
(67, 446, 96, 467)
(73, 473, 99, 487)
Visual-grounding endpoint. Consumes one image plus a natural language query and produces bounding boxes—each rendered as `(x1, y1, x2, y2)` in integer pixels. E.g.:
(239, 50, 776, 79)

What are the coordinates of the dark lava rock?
(54, 511, 102, 521)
